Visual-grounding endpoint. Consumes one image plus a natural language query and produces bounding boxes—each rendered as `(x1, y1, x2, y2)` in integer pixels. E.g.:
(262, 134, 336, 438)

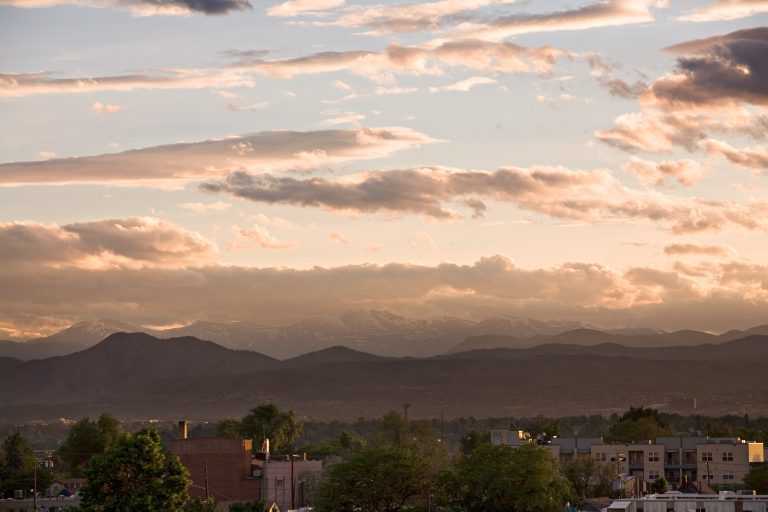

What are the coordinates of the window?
(701, 452, 712, 462)
(648, 470, 660, 480)
(595, 452, 606, 462)
(648, 452, 659, 462)
(722, 452, 733, 461)
(723, 471, 734, 480)
(695, 508, 706, 512)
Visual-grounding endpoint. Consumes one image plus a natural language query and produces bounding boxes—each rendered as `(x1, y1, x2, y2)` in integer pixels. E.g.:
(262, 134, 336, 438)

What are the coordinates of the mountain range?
(0, 331, 766, 422)
(3, 312, 766, 361)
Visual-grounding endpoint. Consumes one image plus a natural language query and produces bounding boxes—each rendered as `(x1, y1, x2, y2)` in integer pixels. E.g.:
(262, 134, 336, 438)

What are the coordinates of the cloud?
(443, 0, 657, 42)
(230, 225, 293, 250)
(654, 27, 768, 107)
(664, 243, 730, 257)
(622, 156, 705, 187)
(225, 102, 269, 112)
(320, 112, 365, 126)
(92, 101, 124, 115)
(178, 201, 232, 213)
(267, 0, 344, 16)
(229, 39, 571, 82)
(202, 165, 768, 233)
(429, 76, 497, 93)
(0, 217, 217, 269)
(1, 0, 252, 15)
(595, 95, 767, 154)
(700, 138, 768, 171)
(679, 0, 768, 21)
(329, 0, 510, 34)
(0, 69, 253, 98)
(0, 126, 438, 186)
(328, 231, 348, 244)
(5, 251, 768, 339)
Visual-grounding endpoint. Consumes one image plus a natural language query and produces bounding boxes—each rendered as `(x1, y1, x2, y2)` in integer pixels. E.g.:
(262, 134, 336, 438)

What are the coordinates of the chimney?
(178, 420, 188, 440)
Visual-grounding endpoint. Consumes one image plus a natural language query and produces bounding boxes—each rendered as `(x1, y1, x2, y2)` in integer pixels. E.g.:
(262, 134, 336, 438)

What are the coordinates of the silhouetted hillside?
(0, 332, 278, 404)
(0, 332, 766, 421)
(450, 328, 721, 353)
(282, 345, 387, 368)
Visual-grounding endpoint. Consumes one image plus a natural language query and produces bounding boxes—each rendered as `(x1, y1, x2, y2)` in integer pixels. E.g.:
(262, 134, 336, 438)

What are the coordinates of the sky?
(1, 0, 767, 339)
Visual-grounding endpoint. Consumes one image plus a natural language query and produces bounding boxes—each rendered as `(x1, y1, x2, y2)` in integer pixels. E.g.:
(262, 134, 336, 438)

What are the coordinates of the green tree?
(744, 465, 768, 494)
(80, 428, 190, 512)
(563, 457, 614, 502)
(651, 476, 669, 494)
(314, 446, 431, 512)
(0, 432, 54, 499)
(605, 408, 673, 443)
(239, 404, 302, 453)
(2, 432, 35, 471)
(58, 413, 120, 475)
(447, 443, 571, 512)
(216, 418, 243, 439)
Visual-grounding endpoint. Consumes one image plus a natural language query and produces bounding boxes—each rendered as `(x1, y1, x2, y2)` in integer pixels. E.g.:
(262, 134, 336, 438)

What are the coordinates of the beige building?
(608, 493, 768, 512)
(489, 429, 764, 489)
(697, 439, 765, 486)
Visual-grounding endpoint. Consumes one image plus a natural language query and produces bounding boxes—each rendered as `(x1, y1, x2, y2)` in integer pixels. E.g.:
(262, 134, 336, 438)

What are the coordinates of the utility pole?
(33, 459, 37, 511)
(403, 402, 411, 423)
(440, 410, 444, 444)
(290, 454, 296, 510)
(204, 459, 210, 499)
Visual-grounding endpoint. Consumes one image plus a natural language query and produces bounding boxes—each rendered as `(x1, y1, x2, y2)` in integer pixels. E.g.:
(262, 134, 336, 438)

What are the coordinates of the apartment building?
(489, 429, 764, 488)
(607, 493, 768, 512)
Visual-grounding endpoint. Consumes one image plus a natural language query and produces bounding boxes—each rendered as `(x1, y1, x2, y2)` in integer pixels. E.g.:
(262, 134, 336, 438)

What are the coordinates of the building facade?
(490, 429, 764, 488)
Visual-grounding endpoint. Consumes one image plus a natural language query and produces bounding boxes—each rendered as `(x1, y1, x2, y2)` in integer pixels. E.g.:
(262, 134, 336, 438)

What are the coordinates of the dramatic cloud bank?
(2, 247, 768, 339)
(0, 127, 438, 186)
(202, 166, 768, 233)
(0, 0, 252, 15)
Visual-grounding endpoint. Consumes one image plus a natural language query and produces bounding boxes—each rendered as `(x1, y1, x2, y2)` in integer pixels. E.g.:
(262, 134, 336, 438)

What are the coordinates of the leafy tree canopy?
(446, 443, 572, 512)
(606, 408, 673, 443)
(58, 413, 120, 475)
(1, 431, 35, 471)
(314, 446, 432, 512)
(651, 477, 669, 494)
(0, 432, 54, 499)
(563, 457, 614, 502)
(80, 428, 190, 512)
(218, 404, 302, 453)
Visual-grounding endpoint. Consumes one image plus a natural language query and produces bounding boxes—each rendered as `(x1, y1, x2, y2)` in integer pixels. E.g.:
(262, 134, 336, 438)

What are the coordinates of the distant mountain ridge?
(3, 313, 767, 362)
(0, 312, 598, 360)
(0, 332, 766, 422)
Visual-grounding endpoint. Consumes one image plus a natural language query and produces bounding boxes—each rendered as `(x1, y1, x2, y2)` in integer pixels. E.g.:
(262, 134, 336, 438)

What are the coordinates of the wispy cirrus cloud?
(679, 0, 768, 22)
(439, 0, 658, 42)
(202, 165, 768, 233)
(267, 0, 344, 16)
(0, 69, 253, 98)
(0, 0, 252, 15)
(328, 0, 513, 34)
(0, 126, 439, 186)
(229, 39, 571, 82)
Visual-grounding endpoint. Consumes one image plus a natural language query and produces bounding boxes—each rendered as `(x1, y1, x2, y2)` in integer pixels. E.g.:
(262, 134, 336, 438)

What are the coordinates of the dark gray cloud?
(654, 27, 768, 105)
(156, 0, 252, 14)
